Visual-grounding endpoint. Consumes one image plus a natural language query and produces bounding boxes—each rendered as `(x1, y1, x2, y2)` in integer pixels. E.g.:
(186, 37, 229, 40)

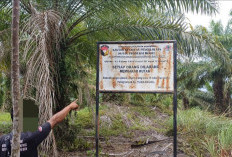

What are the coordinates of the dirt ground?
(1, 130, 186, 157)
(59, 104, 187, 157)
(59, 130, 187, 157)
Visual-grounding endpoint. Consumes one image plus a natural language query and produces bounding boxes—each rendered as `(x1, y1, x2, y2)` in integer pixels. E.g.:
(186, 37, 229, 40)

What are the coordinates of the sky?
(185, 1, 232, 29)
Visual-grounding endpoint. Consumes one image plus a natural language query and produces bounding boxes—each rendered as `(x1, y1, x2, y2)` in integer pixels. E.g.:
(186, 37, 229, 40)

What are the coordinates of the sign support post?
(96, 41, 177, 157)
(173, 42, 177, 157)
(96, 44, 100, 157)
(95, 92, 99, 157)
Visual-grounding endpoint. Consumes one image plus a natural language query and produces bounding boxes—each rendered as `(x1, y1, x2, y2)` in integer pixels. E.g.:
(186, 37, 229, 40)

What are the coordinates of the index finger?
(74, 99, 78, 103)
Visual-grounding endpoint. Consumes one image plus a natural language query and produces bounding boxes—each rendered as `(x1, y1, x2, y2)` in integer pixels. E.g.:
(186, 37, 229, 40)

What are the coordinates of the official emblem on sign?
(165, 45, 172, 52)
(100, 45, 109, 56)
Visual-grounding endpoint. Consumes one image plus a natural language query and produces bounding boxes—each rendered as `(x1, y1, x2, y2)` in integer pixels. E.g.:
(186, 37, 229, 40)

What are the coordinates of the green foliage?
(161, 96, 173, 109)
(167, 108, 232, 156)
(218, 125, 232, 150)
(178, 14, 232, 112)
(86, 150, 95, 157)
(72, 138, 93, 151)
(0, 73, 6, 108)
(101, 93, 173, 116)
(149, 94, 173, 114)
(57, 135, 93, 152)
(0, 111, 11, 122)
(55, 122, 82, 151)
(101, 114, 128, 137)
(210, 20, 224, 36)
(101, 93, 126, 105)
(131, 105, 155, 118)
(55, 107, 95, 152)
(203, 137, 218, 157)
(57, 102, 160, 151)
(75, 107, 94, 129)
(0, 112, 12, 134)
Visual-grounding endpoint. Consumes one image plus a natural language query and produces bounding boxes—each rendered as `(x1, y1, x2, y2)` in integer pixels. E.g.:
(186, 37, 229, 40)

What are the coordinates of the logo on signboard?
(164, 45, 172, 52)
(100, 45, 109, 56)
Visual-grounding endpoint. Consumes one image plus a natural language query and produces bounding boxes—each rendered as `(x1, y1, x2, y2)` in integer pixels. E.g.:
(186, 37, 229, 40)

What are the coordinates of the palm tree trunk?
(224, 86, 231, 114)
(11, 0, 20, 156)
(213, 77, 226, 112)
(182, 97, 189, 109)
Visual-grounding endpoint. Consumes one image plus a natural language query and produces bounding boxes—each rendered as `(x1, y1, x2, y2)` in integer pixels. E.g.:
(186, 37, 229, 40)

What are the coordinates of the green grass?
(74, 104, 157, 137)
(0, 111, 11, 121)
(100, 114, 128, 137)
(166, 108, 232, 156)
(0, 111, 12, 134)
(130, 105, 155, 118)
(75, 107, 94, 129)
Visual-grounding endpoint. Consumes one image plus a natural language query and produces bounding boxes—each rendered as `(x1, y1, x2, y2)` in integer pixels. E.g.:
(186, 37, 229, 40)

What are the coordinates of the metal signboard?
(96, 41, 177, 157)
(98, 41, 174, 93)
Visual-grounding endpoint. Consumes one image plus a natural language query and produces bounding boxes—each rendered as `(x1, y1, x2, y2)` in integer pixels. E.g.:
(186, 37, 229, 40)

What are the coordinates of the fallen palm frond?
(0, 28, 11, 72)
(131, 138, 170, 148)
(22, 7, 65, 156)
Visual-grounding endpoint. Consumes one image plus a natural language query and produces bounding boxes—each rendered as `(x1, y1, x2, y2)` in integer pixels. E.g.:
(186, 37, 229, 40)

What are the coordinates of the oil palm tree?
(209, 18, 232, 112)
(178, 58, 219, 110)
(11, 0, 21, 156)
(178, 13, 232, 112)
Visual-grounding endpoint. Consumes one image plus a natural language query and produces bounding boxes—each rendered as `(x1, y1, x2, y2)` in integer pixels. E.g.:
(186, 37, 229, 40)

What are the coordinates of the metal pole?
(173, 92, 177, 157)
(96, 43, 100, 157)
(173, 41, 177, 157)
(95, 92, 99, 157)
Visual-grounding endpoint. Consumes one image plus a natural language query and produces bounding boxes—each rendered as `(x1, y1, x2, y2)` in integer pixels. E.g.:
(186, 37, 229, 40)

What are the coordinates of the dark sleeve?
(29, 122, 51, 147)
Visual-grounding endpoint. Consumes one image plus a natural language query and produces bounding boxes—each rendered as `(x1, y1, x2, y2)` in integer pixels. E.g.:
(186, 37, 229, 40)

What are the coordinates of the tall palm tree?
(178, 58, 218, 110)
(209, 19, 232, 112)
(178, 13, 232, 112)
(11, 0, 21, 156)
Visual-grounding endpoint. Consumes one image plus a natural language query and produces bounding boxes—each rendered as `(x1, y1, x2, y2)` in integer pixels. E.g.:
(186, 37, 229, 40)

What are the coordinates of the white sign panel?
(98, 41, 174, 92)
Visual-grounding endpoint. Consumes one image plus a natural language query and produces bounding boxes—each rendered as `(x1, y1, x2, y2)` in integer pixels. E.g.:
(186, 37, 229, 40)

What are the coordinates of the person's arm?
(48, 99, 79, 129)
(28, 100, 78, 147)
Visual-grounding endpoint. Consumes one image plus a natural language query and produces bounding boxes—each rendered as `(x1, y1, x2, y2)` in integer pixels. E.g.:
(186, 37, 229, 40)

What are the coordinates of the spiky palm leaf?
(178, 61, 211, 110)
(0, 6, 12, 71)
(66, 6, 230, 69)
(0, 5, 13, 112)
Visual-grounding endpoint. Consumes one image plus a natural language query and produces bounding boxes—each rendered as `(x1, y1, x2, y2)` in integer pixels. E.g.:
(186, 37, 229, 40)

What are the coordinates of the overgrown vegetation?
(2, 95, 232, 157)
(167, 108, 232, 156)
(55, 93, 171, 152)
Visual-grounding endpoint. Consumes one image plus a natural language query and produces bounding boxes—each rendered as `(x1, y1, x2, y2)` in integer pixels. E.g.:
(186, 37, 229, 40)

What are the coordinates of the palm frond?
(0, 0, 11, 10)
(67, 9, 230, 71)
(62, 0, 217, 34)
(22, 9, 65, 155)
(0, 30, 11, 72)
(191, 90, 215, 108)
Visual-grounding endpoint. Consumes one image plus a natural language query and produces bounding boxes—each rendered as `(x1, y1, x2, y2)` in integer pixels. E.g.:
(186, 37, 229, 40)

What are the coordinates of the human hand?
(69, 99, 79, 110)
